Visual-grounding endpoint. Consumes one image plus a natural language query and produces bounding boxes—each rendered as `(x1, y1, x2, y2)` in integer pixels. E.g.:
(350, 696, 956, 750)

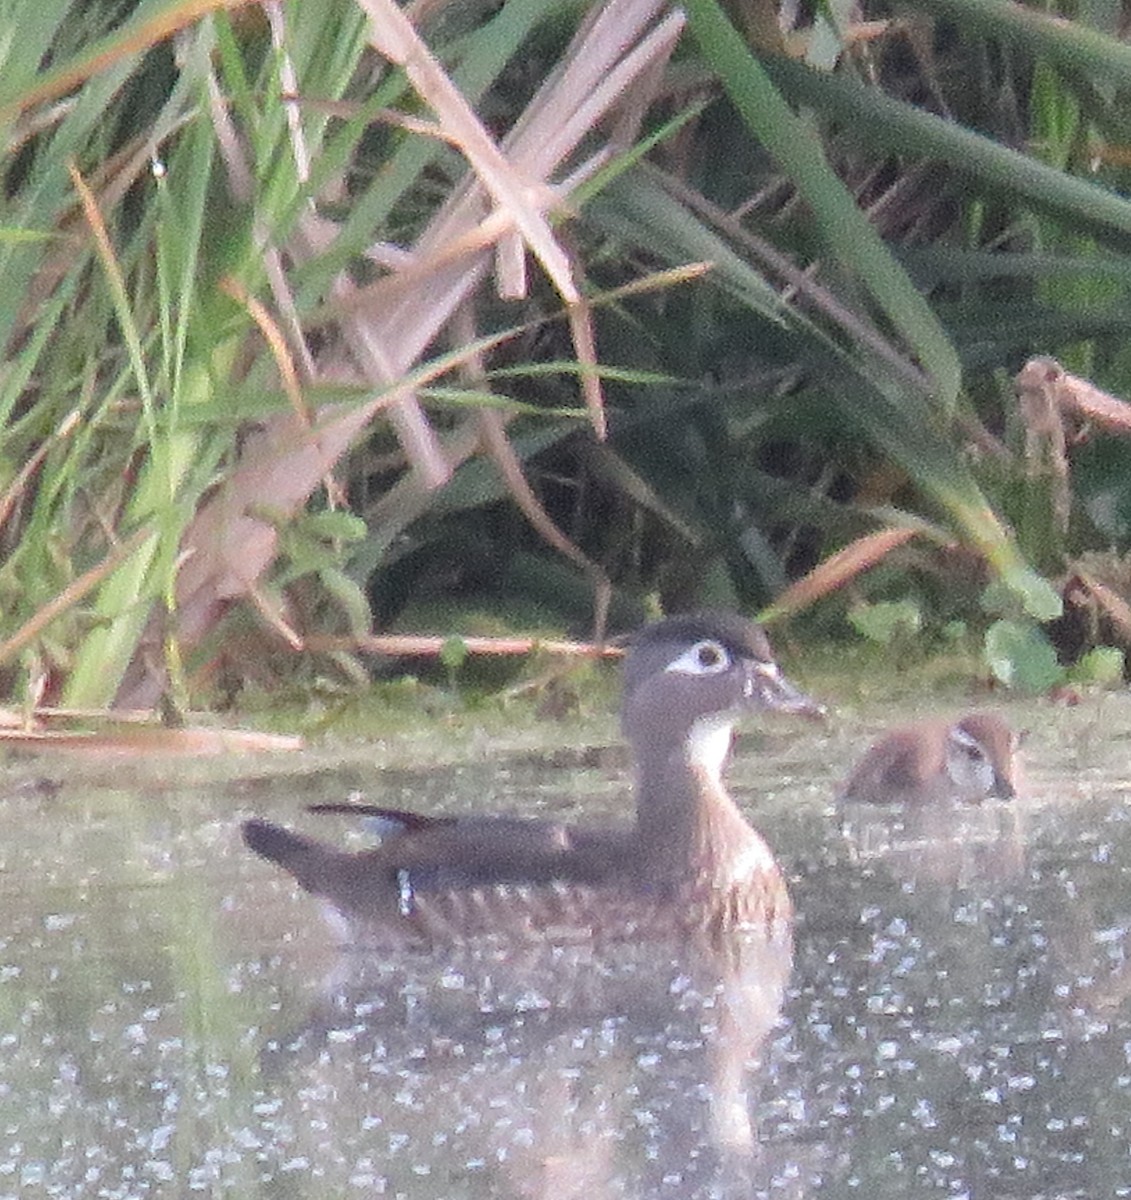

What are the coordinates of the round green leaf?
(984, 619, 1064, 692)
(1071, 646, 1125, 687)
(847, 599, 922, 645)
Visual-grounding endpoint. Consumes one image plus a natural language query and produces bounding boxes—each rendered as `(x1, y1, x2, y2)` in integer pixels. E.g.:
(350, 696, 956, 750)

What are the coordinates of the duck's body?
(837, 712, 1022, 806)
(242, 813, 637, 945)
(242, 612, 818, 947)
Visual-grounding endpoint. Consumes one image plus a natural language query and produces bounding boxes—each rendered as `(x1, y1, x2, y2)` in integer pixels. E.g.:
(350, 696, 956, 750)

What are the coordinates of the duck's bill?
(744, 661, 826, 719)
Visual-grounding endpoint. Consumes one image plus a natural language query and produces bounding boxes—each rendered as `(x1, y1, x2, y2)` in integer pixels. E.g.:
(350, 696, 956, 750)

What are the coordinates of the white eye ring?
(666, 639, 731, 676)
(949, 728, 988, 763)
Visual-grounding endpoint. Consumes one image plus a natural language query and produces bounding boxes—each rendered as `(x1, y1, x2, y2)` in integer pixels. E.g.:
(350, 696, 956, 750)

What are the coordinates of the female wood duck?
(837, 712, 1022, 806)
(241, 612, 821, 947)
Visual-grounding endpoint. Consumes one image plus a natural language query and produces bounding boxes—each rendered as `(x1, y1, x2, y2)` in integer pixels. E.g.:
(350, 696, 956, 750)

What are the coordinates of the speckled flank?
(242, 611, 819, 947)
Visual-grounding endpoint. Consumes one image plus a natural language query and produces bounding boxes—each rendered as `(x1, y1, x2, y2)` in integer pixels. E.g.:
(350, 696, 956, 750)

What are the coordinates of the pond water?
(2, 692, 1131, 1198)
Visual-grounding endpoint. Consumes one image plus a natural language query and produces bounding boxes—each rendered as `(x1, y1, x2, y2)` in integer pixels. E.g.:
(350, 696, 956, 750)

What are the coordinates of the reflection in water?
(6, 701, 1131, 1194)
(257, 931, 791, 1197)
(786, 773, 1131, 1196)
(839, 796, 1027, 889)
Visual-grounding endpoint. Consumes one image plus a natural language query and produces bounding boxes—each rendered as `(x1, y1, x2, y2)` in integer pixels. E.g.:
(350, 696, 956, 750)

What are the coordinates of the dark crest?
(621, 611, 774, 698)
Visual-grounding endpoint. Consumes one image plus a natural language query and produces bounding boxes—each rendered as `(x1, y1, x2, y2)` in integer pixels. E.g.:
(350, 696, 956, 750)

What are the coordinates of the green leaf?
(1071, 645, 1125, 686)
(298, 511, 367, 544)
(984, 618, 1064, 692)
(847, 598, 922, 645)
(997, 565, 1064, 622)
(318, 566, 372, 639)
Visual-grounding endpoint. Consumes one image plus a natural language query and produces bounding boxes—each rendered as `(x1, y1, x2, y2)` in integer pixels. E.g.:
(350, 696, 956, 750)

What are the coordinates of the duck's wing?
(312, 801, 580, 841)
(306, 802, 589, 878)
(307, 802, 442, 831)
(242, 811, 632, 933)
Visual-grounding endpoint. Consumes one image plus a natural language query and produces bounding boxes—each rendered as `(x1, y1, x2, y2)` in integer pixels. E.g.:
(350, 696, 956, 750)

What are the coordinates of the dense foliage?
(3, 0, 1131, 708)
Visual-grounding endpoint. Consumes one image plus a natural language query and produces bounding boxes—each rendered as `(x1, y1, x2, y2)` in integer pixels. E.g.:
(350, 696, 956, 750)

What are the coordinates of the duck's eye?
(667, 639, 731, 675)
(695, 642, 724, 669)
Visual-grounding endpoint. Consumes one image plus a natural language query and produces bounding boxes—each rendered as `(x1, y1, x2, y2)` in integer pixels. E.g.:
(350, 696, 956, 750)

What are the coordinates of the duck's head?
(620, 612, 821, 773)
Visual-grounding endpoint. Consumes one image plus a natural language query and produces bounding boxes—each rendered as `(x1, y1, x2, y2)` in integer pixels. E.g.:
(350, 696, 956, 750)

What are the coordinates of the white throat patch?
(685, 714, 735, 782)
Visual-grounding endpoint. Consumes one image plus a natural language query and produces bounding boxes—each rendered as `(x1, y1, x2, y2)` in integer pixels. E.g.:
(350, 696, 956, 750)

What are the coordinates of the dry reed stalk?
(117, 0, 683, 707)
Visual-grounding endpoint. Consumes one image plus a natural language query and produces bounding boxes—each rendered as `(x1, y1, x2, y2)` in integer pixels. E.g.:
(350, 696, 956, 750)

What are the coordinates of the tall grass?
(4, 0, 1131, 707)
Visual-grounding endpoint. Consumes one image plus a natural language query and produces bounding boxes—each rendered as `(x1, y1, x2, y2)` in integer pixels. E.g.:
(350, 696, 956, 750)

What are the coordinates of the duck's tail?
(241, 818, 340, 894)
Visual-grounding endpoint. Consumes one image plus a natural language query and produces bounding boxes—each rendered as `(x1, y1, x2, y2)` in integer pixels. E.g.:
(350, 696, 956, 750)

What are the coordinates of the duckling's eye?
(667, 639, 731, 675)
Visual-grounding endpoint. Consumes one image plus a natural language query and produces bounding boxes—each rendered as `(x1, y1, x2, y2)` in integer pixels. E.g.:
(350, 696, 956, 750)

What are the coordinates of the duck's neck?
(632, 719, 777, 889)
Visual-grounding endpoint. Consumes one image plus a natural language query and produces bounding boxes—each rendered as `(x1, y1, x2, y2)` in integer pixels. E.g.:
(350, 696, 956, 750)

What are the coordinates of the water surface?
(2, 694, 1130, 1197)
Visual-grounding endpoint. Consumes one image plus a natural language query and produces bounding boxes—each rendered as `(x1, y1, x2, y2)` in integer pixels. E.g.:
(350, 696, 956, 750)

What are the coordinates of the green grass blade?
(683, 0, 962, 406)
(763, 55, 1131, 243)
(913, 0, 1131, 86)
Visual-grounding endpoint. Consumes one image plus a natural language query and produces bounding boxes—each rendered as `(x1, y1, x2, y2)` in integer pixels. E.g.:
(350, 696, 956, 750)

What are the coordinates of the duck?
(241, 611, 822, 947)
(837, 712, 1022, 806)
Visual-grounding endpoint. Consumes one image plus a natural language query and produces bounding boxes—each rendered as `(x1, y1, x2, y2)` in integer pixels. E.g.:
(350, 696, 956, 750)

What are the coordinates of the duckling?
(838, 713, 1022, 806)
